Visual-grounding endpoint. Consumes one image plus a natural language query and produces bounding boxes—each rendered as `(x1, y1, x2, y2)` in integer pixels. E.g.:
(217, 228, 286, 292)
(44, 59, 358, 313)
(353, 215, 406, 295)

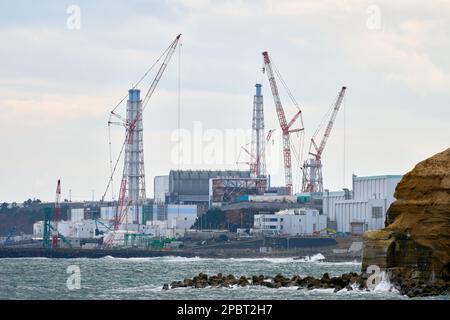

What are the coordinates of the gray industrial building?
(166, 170, 251, 205)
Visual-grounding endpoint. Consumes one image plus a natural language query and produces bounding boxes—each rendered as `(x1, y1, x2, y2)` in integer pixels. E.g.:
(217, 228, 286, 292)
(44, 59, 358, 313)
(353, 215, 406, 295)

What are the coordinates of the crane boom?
(141, 34, 181, 113)
(302, 86, 347, 193)
(117, 34, 180, 227)
(262, 51, 303, 195)
(311, 86, 347, 159)
(262, 52, 289, 132)
(105, 34, 182, 246)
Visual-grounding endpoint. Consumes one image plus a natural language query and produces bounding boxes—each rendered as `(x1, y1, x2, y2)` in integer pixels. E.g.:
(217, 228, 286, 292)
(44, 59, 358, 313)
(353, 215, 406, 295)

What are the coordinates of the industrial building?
(253, 208, 326, 236)
(32, 199, 199, 246)
(99, 203, 197, 233)
(166, 170, 250, 205)
(209, 177, 267, 207)
(323, 175, 402, 235)
(154, 175, 169, 203)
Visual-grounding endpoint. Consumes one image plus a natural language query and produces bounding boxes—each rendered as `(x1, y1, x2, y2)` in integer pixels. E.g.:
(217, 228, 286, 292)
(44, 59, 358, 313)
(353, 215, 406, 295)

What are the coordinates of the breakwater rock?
(362, 148, 450, 293)
(164, 272, 449, 297)
(164, 272, 369, 292)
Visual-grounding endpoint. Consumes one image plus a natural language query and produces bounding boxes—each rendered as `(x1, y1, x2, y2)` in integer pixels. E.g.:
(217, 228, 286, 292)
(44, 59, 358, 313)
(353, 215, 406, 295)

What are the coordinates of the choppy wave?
(100, 255, 205, 262)
(3, 257, 445, 300)
(295, 253, 326, 262)
(1, 257, 51, 260)
(106, 285, 164, 293)
(99, 254, 360, 265)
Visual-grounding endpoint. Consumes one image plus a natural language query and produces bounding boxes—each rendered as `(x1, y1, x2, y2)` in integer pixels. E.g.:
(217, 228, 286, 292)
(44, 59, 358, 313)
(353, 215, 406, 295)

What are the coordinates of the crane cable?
(102, 137, 127, 202)
(177, 41, 182, 217)
(343, 93, 346, 188)
(108, 123, 115, 200)
(109, 42, 174, 118)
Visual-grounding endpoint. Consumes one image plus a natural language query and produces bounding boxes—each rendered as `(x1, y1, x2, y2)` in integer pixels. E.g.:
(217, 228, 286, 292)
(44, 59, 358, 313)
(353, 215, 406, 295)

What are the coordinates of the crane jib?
(262, 51, 304, 195)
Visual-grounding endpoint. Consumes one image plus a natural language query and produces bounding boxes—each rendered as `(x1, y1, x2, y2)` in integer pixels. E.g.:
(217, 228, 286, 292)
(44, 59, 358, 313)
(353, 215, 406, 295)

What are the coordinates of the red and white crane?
(301, 86, 347, 193)
(262, 51, 304, 196)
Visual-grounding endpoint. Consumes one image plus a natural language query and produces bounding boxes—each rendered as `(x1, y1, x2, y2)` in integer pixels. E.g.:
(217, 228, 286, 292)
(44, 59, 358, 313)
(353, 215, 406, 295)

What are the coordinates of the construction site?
(2, 34, 402, 258)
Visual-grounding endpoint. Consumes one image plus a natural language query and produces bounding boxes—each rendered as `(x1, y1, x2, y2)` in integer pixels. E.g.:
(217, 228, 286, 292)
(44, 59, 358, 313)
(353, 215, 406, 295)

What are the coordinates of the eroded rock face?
(362, 148, 450, 284)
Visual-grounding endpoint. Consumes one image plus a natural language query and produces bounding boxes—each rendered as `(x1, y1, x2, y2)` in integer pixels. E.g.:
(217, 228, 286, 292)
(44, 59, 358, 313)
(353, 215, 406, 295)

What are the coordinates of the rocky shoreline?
(362, 148, 450, 298)
(164, 272, 450, 298)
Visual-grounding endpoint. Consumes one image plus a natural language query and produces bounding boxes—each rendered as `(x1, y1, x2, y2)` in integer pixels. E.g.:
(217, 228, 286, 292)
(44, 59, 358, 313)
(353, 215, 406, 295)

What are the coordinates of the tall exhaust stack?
(250, 83, 266, 178)
(125, 89, 146, 222)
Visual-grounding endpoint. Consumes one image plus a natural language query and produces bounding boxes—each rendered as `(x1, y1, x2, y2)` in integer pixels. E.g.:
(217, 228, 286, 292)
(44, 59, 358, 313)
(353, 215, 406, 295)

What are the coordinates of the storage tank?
(70, 208, 85, 222)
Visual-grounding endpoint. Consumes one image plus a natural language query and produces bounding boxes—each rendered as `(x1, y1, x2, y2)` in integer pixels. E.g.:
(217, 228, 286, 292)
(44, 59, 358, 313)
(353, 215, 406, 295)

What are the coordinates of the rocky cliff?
(362, 148, 450, 296)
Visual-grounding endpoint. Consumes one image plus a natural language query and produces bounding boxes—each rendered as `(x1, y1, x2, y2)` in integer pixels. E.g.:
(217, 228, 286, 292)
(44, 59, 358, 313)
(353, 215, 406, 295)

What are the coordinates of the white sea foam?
(309, 288, 336, 294)
(296, 253, 326, 262)
(324, 261, 361, 265)
(373, 272, 400, 293)
(227, 257, 297, 263)
(160, 256, 205, 262)
(100, 255, 205, 262)
(100, 255, 308, 263)
(107, 285, 163, 293)
(97, 254, 361, 267)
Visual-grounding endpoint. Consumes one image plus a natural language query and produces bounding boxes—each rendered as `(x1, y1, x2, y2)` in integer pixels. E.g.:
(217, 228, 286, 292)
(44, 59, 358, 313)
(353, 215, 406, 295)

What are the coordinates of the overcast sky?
(0, 0, 449, 202)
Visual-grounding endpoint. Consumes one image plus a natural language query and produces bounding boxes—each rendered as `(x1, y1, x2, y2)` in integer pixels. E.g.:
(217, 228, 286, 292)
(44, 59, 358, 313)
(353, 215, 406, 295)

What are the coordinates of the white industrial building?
(33, 219, 111, 240)
(99, 205, 197, 238)
(322, 190, 348, 221)
(100, 203, 197, 224)
(100, 206, 137, 224)
(324, 175, 402, 235)
(253, 208, 327, 236)
(146, 216, 196, 238)
(32, 201, 198, 246)
(154, 175, 169, 203)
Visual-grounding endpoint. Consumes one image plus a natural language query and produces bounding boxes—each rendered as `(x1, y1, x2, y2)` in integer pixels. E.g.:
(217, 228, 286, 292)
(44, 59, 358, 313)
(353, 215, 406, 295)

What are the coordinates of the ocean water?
(0, 255, 448, 300)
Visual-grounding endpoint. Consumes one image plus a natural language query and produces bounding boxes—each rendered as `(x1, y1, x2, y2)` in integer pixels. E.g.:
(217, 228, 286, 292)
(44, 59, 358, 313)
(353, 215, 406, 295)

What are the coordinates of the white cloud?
(0, 0, 449, 201)
(352, 28, 450, 94)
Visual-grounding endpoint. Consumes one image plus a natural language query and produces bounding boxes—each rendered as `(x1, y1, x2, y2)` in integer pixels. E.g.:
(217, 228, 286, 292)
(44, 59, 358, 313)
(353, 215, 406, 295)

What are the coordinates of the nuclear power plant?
(22, 34, 402, 252)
